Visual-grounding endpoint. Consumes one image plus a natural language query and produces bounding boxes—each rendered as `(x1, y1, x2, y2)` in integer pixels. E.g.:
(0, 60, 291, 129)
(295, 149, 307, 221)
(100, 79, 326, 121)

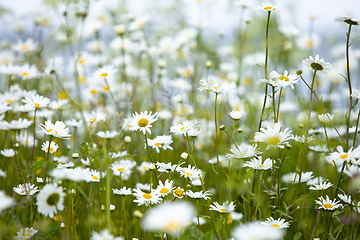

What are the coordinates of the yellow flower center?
(160, 188, 169, 194)
(117, 168, 125, 172)
(79, 59, 84, 64)
(90, 90, 97, 95)
(220, 208, 226, 213)
(306, 40, 313, 48)
(103, 86, 109, 91)
(47, 147, 54, 152)
(340, 154, 348, 159)
(213, 86, 219, 90)
(8, 154, 12, 157)
(180, 127, 185, 130)
(268, 136, 280, 145)
(264, 6, 273, 10)
(244, 78, 251, 86)
(260, 164, 265, 168)
(154, 143, 163, 147)
(34, 103, 40, 108)
(279, 76, 289, 81)
(22, 72, 29, 76)
(163, 221, 181, 233)
(58, 91, 67, 100)
(5, 99, 12, 104)
(21, 190, 25, 194)
(271, 223, 280, 228)
(138, 118, 148, 127)
(90, 118, 96, 122)
(137, 22, 144, 28)
(184, 172, 192, 177)
(100, 73, 108, 77)
(324, 203, 333, 209)
(22, 45, 29, 51)
(92, 176, 98, 180)
(174, 189, 184, 197)
(143, 193, 152, 199)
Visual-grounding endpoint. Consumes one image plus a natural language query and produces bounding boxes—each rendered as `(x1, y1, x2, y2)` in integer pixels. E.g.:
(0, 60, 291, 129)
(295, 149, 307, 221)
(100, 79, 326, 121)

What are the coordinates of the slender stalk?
(353, 109, 360, 147)
(272, 86, 277, 122)
(276, 87, 283, 123)
(214, 93, 220, 165)
(104, 77, 121, 111)
(144, 134, 159, 183)
(345, 24, 353, 151)
(43, 135, 53, 185)
(258, 11, 271, 130)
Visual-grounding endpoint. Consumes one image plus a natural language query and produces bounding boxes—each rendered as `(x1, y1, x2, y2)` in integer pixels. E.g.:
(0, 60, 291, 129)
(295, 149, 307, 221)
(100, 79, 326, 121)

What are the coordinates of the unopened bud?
(148, 163, 156, 170)
(219, 125, 225, 130)
(124, 136, 132, 143)
(158, 59, 166, 68)
(296, 69, 303, 75)
(113, 24, 126, 35)
(205, 60, 213, 68)
(181, 152, 188, 160)
(133, 210, 143, 218)
(67, 145, 71, 150)
(299, 124, 304, 129)
(285, 143, 292, 149)
(72, 153, 79, 159)
(237, 128, 243, 133)
(15, 143, 20, 148)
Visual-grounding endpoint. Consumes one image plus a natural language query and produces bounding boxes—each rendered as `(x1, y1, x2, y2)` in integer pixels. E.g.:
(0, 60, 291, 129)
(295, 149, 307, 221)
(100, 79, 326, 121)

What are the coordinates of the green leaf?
(295, 194, 308, 203)
(294, 232, 302, 240)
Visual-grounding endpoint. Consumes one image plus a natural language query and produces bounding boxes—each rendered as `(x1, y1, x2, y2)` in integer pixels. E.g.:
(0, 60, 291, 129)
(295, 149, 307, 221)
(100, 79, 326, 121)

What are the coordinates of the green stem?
(345, 24, 353, 151)
(276, 87, 283, 123)
(144, 134, 159, 183)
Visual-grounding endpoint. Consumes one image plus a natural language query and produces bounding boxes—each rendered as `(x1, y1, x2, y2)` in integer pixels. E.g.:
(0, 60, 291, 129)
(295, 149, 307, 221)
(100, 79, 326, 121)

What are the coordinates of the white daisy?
(39, 120, 71, 139)
(316, 195, 343, 210)
(1, 148, 15, 158)
(198, 76, 236, 95)
(90, 229, 124, 240)
(133, 188, 162, 207)
(232, 222, 285, 240)
(14, 227, 38, 239)
(13, 183, 39, 196)
(256, 3, 278, 12)
(36, 183, 66, 218)
(186, 190, 211, 200)
(92, 64, 117, 79)
(225, 143, 261, 160)
(254, 123, 293, 150)
(155, 179, 175, 197)
(261, 217, 290, 229)
(112, 187, 132, 196)
(147, 135, 173, 153)
(309, 182, 332, 190)
(210, 201, 235, 213)
(41, 141, 59, 153)
(0, 191, 15, 212)
(170, 120, 199, 136)
(22, 94, 50, 109)
(129, 111, 158, 134)
(97, 130, 119, 139)
(173, 187, 186, 199)
(243, 156, 273, 170)
(303, 55, 331, 74)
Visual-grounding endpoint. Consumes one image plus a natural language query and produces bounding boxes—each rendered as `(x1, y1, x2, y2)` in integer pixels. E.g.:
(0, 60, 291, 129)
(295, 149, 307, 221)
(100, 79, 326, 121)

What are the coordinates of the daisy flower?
(22, 94, 50, 109)
(41, 141, 59, 153)
(17, 64, 41, 80)
(89, 169, 102, 182)
(267, 70, 299, 89)
(309, 182, 332, 190)
(210, 201, 235, 213)
(335, 16, 360, 26)
(137, 161, 152, 174)
(129, 111, 158, 134)
(254, 123, 293, 150)
(92, 64, 117, 79)
(243, 156, 273, 170)
(261, 217, 290, 229)
(142, 201, 195, 237)
(326, 145, 357, 165)
(1, 148, 15, 157)
(0, 102, 12, 115)
(170, 120, 199, 136)
(97, 130, 119, 139)
(36, 183, 66, 218)
(316, 196, 343, 211)
(198, 76, 236, 95)
(110, 160, 137, 180)
(84, 111, 107, 124)
(112, 187, 132, 196)
(338, 194, 354, 205)
(177, 164, 202, 181)
(256, 3, 278, 11)
(39, 120, 71, 139)
(228, 110, 242, 121)
(225, 143, 261, 160)
(9, 118, 33, 130)
(14, 227, 38, 239)
(133, 188, 162, 207)
(303, 55, 331, 74)
(155, 179, 175, 197)
(232, 222, 285, 240)
(0, 191, 15, 212)
(173, 187, 186, 199)
(147, 135, 173, 153)
(156, 162, 180, 173)
(318, 113, 334, 124)
(186, 190, 211, 200)
(13, 183, 39, 196)
(90, 229, 123, 240)
(12, 38, 38, 52)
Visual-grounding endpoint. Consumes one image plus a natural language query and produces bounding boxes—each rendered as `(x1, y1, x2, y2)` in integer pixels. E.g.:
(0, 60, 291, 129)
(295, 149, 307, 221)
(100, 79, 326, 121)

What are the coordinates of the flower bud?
(181, 152, 188, 160)
(72, 153, 79, 159)
(237, 128, 243, 133)
(285, 143, 292, 149)
(219, 125, 225, 130)
(296, 69, 303, 75)
(133, 210, 143, 218)
(124, 136, 132, 143)
(205, 60, 213, 68)
(113, 24, 126, 35)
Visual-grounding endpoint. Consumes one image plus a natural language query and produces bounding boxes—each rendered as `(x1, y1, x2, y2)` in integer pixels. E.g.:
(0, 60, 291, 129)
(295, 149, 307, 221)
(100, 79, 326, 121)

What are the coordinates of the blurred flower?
(147, 135, 173, 153)
(232, 222, 285, 240)
(41, 141, 59, 153)
(13, 183, 39, 196)
(142, 201, 195, 237)
(0, 191, 15, 212)
(14, 227, 38, 239)
(198, 76, 236, 95)
(254, 123, 293, 150)
(1, 148, 15, 157)
(335, 16, 359, 26)
(12, 38, 38, 52)
(39, 120, 71, 139)
(112, 187, 132, 196)
(93, 64, 117, 79)
(22, 94, 50, 109)
(261, 217, 290, 229)
(97, 130, 119, 139)
(210, 201, 235, 213)
(226, 144, 261, 160)
(318, 113, 334, 124)
(309, 182, 332, 191)
(36, 183, 65, 218)
(90, 229, 124, 240)
(243, 156, 272, 170)
(228, 110, 242, 121)
(316, 195, 343, 210)
(303, 55, 331, 74)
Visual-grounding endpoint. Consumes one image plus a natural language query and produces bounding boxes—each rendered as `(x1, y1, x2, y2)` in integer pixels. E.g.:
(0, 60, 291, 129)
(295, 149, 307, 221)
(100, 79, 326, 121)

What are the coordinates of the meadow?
(0, 0, 360, 239)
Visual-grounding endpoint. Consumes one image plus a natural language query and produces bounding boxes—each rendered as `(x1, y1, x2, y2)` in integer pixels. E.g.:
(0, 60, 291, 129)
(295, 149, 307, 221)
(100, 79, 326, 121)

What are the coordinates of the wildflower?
(343, 164, 360, 177)
(22, 94, 50, 109)
(137, 161, 152, 174)
(49, 99, 68, 110)
(309, 182, 332, 190)
(147, 135, 173, 153)
(93, 64, 118, 80)
(112, 187, 132, 196)
(173, 187, 186, 199)
(338, 194, 354, 205)
(316, 196, 343, 210)
(84, 111, 107, 124)
(36, 183, 66, 218)
(296, 34, 321, 51)
(303, 55, 331, 74)
(326, 145, 357, 165)
(318, 113, 334, 124)
(225, 143, 261, 160)
(228, 110, 242, 121)
(41, 141, 59, 153)
(13, 183, 39, 196)
(142, 201, 195, 237)
(12, 38, 38, 52)
(170, 120, 199, 136)
(1, 148, 15, 158)
(210, 201, 235, 213)
(50, 167, 91, 182)
(177, 164, 202, 181)
(256, 3, 278, 11)
(97, 130, 119, 139)
(232, 222, 285, 240)
(261, 217, 290, 229)
(155, 180, 175, 197)
(133, 188, 162, 206)
(243, 156, 273, 170)
(0, 191, 15, 212)
(14, 227, 38, 239)
(39, 120, 71, 139)
(335, 16, 360, 26)
(110, 160, 137, 180)
(266, 70, 299, 89)
(0, 102, 12, 115)
(89, 169, 102, 182)
(198, 76, 236, 95)
(294, 171, 314, 183)
(254, 123, 293, 150)
(17, 64, 41, 80)
(186, 190, 211, 200)
(9, 118, 33, 130)
(156, 162, 180, 173)
(90, 229, 124, 240)
(129, 111, 158, 134)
